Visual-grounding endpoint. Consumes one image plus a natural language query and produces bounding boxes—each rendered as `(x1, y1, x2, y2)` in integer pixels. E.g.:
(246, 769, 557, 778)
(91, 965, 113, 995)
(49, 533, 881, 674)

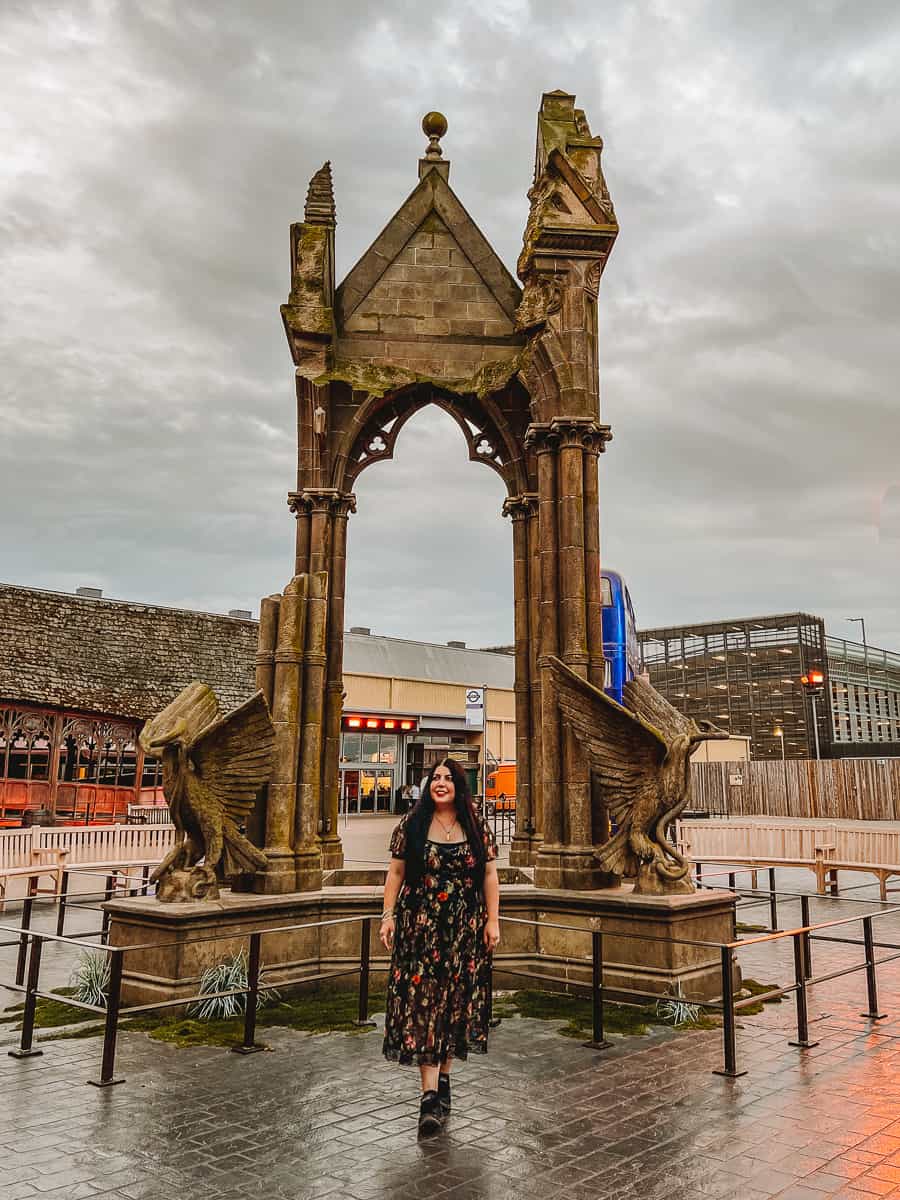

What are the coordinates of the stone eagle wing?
(548, 656, 667, 826)
(188, 691, 276, 828)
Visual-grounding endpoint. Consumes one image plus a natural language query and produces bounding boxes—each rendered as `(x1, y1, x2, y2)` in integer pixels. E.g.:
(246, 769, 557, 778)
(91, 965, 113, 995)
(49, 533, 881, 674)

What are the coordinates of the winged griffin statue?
(549, 657, 728, 895)
(139, 682, 275, 902)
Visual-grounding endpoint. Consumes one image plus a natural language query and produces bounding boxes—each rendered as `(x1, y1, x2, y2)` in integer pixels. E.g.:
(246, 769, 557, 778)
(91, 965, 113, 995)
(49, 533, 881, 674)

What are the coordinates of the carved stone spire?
(304, 162, 336, 227)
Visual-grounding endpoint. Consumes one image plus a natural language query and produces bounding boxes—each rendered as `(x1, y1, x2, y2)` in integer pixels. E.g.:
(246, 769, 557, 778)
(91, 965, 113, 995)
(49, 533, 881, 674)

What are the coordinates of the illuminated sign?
(341, 715, 418, 733)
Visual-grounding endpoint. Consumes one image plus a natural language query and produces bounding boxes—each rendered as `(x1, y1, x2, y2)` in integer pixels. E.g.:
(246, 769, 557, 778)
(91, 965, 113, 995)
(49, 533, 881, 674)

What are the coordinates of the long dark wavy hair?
(403, 758, 486, 888)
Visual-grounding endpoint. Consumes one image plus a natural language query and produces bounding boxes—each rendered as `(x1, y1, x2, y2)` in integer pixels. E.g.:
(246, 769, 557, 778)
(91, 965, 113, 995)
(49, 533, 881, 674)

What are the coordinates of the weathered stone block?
(449, 319, 489, 337)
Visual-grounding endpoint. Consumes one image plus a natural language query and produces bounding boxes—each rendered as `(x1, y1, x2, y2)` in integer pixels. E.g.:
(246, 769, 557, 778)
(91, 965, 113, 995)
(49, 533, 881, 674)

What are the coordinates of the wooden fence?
(690, 759, 900, 821)
(0, 823, 176, 871)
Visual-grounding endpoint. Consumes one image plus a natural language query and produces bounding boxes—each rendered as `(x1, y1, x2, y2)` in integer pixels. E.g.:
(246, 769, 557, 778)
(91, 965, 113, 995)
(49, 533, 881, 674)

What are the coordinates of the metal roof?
(343, 632, 514, 690)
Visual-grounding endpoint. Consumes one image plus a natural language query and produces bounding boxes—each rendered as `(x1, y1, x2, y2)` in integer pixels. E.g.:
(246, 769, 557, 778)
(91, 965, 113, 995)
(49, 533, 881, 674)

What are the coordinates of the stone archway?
(264, 91, 619, 893)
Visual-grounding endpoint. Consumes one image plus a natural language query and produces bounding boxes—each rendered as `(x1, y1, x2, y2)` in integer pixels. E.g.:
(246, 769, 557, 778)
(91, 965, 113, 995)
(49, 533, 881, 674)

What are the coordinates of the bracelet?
(380, 910, 395, 921)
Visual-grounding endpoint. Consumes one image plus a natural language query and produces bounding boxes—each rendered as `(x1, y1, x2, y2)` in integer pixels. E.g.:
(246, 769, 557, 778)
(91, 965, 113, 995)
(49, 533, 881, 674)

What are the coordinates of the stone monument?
(106, 92, 738, 1007)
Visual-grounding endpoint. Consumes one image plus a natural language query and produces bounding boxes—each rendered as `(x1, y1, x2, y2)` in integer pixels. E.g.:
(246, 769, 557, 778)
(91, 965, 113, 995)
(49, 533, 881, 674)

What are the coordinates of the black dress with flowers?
(382, 816, 498, 1066)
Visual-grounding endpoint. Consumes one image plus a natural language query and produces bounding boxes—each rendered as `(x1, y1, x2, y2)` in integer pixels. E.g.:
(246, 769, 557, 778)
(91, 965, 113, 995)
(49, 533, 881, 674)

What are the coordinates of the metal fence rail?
(3, 867, 899, 1086)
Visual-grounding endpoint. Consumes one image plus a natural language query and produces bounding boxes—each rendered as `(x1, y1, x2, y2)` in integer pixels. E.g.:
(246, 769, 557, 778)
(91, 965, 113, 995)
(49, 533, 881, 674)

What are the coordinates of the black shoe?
(438, 1072, 451, 1116)
(418, 1089, 443, 1137)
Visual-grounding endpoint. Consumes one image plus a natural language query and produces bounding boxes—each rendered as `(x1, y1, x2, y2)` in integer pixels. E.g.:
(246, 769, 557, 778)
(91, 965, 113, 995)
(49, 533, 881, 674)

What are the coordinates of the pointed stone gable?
(344, 212, 514, 341)
(333, 167, 523, 383)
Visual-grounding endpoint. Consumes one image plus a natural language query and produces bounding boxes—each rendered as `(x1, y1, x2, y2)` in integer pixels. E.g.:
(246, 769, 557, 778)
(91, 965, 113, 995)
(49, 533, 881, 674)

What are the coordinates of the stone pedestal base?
(106, 880, 737, 1008)
(533, 843, 614, 890)
(508, 833, 539, 868)
(319, 835, 344, 872)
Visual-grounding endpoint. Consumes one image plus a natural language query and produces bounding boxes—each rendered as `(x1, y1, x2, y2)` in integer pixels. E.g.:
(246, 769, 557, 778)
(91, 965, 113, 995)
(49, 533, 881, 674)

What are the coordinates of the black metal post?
(862, 916, 887, 1020)
(829, 868, 839, 897)
(8, 934, 44, 1060)
(100, 874, 115, 944)
(55, 869, 70, 937)
(713, 945, 746, 1077)
(696, 861, 703, 885)
(233, 932, 267, 1054)
(15, 876, 37, 987)
(584, 929, 611, 1050)
(800, 894, 812, 980)
(768, 868, 778, 931)
(87, 951, 125, 1086)
(728, 871, 736, 891)
(141, 864, 150, 896)
(354, 917, 376, 1028)
(788, 932, 819, 1050)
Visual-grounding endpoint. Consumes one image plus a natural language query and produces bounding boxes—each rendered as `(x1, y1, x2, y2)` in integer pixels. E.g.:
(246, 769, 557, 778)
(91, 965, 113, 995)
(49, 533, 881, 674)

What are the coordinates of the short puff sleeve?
(389, 816, 408, 860)
(481, 818, 498, 863)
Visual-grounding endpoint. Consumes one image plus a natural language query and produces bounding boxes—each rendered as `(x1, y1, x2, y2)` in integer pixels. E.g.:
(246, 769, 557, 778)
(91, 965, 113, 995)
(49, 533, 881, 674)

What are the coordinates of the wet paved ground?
(5, 874, 900, 1198)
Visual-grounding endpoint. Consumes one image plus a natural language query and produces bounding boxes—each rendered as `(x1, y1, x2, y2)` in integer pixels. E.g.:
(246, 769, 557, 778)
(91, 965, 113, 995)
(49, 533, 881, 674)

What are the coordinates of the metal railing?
(4, 866, 900, 1085)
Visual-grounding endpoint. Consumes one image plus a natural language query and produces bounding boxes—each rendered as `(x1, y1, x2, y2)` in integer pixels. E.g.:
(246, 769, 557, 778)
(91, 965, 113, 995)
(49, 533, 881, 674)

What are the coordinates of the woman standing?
(380, 758, 500, 1136)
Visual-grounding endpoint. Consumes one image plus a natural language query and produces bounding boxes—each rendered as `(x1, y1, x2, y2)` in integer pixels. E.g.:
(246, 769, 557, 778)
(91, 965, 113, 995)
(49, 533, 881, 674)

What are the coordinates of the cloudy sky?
(2, 0, 898, 653)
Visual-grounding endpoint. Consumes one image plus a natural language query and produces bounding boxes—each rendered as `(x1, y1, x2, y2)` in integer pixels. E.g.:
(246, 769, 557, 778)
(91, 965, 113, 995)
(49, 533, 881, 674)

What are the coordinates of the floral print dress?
(382, 816, 498, 1066)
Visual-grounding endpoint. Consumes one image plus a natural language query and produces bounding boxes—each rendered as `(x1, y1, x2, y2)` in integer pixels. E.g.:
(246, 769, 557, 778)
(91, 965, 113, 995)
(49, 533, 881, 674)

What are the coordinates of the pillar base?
(294, 845, 324, 893)
(319, 835, 344, 872)
(533, 844, 615, 891)
(508, 833, 537, 869)
(253, 851, 299, 896)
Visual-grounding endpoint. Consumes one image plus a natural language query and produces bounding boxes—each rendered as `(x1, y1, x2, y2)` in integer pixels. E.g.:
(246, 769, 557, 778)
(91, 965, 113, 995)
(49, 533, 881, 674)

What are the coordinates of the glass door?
(340, 769, 360, 817)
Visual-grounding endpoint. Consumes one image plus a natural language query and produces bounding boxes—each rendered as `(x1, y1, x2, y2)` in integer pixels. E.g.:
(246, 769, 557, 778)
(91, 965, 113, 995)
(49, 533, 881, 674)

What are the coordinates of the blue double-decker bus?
(601, 568, 640, 704)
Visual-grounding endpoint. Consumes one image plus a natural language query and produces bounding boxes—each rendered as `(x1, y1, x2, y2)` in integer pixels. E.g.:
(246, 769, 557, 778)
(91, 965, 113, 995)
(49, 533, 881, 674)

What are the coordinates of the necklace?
(433, 813, 459, 841)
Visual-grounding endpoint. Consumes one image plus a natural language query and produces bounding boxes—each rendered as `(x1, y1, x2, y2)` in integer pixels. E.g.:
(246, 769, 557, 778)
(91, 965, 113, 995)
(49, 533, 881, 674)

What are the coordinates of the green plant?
(190, 951, 279, 1021)
(69, 952, 110, 1008)
(655, 985, 703, 1027)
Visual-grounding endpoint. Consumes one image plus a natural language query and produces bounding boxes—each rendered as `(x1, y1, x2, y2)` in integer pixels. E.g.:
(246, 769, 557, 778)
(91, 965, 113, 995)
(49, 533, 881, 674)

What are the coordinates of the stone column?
(583, 438, 605, 692)
(503, 493, 537, 869)
(262, 577, 307, 894)
(295, 570, 328, 890)
(320, 493, 355, 870)
(526, 505, 543, 863)
(530, 426, 564, 884)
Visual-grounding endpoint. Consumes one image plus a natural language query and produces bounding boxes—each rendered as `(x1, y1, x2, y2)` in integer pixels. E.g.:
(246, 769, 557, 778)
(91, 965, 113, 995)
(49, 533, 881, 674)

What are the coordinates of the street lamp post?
(847, 616, 870, 681)
(800, 671, 825, 761)
(773, 725, 788, 798)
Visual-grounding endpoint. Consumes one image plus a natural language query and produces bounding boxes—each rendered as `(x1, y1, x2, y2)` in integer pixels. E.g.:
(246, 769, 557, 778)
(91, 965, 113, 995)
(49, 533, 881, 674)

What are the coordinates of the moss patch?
(491, 989, 716, 1039)
(0, 987, 99, 1031)
(736, 922, 770, 934)
(738, 978, 785, 1016)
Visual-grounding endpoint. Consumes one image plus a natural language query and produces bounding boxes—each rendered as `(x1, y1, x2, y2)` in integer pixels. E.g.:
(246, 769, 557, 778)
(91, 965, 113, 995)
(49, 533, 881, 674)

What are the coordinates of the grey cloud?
(1, 0, 897, 654)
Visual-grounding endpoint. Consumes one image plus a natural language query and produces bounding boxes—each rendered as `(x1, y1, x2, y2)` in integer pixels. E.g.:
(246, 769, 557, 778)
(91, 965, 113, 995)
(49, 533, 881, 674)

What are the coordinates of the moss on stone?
(311, 346, 527, 402)
(0, 987, 98, 1030)
(738, 978, 785, 1016)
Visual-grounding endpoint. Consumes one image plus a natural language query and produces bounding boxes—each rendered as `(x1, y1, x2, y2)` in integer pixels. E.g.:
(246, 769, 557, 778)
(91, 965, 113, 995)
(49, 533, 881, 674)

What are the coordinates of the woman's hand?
(483, 918, 500, 951)
(379, 916, 395, 950)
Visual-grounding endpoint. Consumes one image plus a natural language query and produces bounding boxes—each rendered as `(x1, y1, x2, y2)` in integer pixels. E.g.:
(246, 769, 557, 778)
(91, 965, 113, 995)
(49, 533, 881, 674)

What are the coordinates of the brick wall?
(339, 213, 520, 380)
(0, 585, 257, 721)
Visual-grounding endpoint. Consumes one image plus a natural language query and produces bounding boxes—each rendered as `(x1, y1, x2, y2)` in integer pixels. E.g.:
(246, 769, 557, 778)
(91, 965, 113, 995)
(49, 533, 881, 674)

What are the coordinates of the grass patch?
(738, 978, 785, 1016)
(2, 985, 391, 1046)
(491, 988, 717, 1038)
(0, 987, 99, 1030)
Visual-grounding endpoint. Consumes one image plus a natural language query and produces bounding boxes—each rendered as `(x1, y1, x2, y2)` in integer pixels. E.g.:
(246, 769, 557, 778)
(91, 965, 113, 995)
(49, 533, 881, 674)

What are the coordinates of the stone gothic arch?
(262, 92, 619, 894)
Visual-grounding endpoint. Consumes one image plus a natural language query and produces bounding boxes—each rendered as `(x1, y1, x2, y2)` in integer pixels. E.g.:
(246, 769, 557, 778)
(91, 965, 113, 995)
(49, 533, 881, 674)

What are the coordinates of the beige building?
(341, 629, 515, 814)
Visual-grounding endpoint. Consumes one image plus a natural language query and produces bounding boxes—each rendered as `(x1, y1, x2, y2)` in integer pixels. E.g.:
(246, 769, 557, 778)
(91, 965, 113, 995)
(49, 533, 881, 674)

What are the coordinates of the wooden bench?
(0, 848, 68, 913)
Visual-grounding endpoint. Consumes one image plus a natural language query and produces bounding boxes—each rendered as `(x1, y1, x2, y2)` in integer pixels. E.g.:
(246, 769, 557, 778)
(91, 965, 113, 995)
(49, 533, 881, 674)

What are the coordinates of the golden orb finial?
(422, 111, 448, 159)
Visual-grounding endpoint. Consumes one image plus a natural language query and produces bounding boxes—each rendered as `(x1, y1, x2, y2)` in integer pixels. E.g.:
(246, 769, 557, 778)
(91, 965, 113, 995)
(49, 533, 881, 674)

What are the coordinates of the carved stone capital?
(549, 417, 613, 454)
(288, 489, 357, 517)
(502, 492, 539, 521)
(524, 423, 560, 454)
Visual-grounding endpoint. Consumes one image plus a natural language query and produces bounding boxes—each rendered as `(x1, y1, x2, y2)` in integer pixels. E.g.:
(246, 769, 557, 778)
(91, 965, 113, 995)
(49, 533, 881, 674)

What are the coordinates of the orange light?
(384, 720, 396, 730)
(400, 720, 414, 730)
(809, 670, 824, 685)
(347, 718, 362, 728)
(366, 718, 379, 729)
